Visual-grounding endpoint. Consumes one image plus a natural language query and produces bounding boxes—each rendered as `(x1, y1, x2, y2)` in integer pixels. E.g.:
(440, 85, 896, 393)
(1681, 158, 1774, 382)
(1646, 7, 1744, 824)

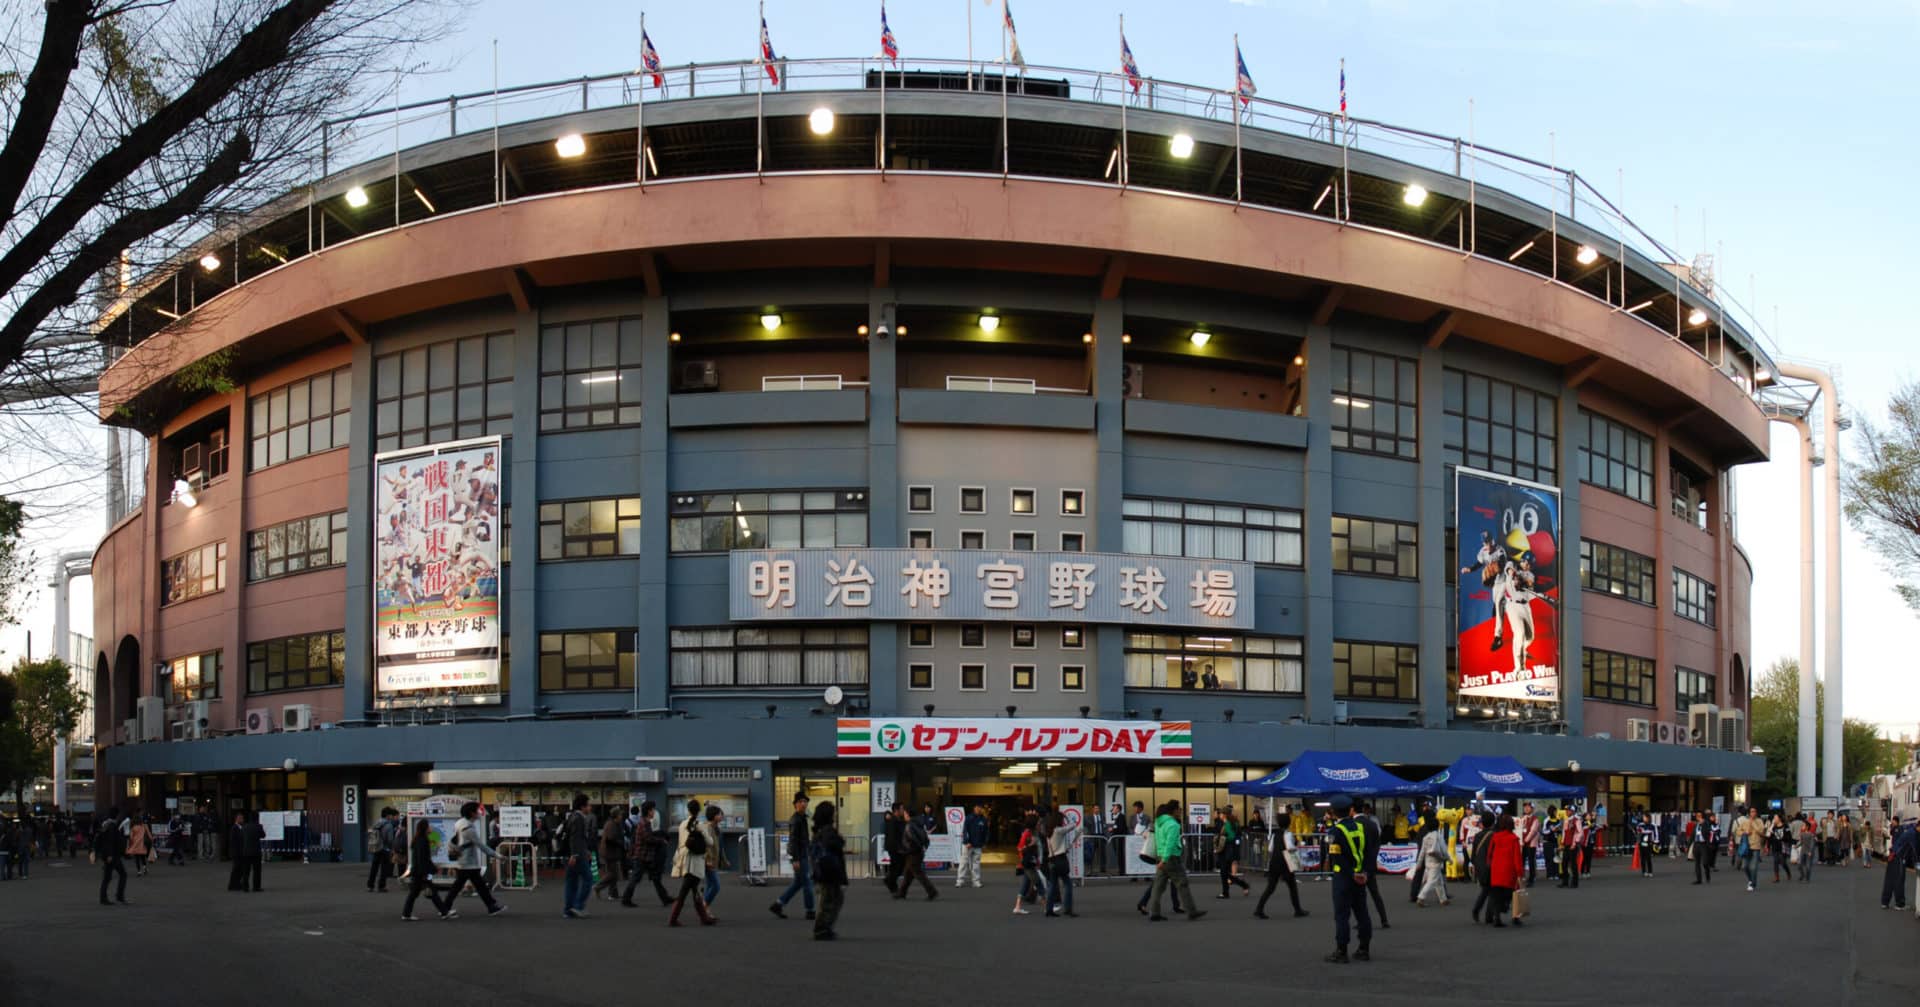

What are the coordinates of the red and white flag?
(759, 10, 780, 85)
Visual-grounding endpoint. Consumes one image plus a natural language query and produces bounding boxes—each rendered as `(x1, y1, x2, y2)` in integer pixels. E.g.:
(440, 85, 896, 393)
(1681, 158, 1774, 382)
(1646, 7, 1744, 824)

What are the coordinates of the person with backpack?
(561, 793, 596, 918)
(1214, 806, 1252, 899)
(892, 803, 937, 901)
(443, 801, 507, 917)
(94, 807, 129, 905)
(621, 801, 672, 907)
(667, 799, 716, 926)
(594, 804, 629, 903)
(810, 800, 848, 941)
(769, 793, 814, 920)
(367, 807, 401, 892)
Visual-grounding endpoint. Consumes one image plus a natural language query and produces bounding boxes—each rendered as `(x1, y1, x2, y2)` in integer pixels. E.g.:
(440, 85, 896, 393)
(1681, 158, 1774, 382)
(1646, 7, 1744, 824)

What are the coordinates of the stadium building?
(88, 59, 1766, 856)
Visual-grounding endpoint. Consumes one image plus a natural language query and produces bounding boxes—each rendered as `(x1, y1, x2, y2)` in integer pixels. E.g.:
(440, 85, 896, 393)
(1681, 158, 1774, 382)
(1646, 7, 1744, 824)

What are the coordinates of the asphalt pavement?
(1, 850, 1915, 1005)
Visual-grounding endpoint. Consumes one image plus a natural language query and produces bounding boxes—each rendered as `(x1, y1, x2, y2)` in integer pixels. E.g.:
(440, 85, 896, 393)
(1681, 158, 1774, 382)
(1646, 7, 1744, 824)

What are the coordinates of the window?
(161, 542, 227, 605)
(1584, 648, 1655, 706)
(1060, 531, 1085, 552)
(960, 624, 984, 648)
(1061, 625, 1084, 649)
(959, 486, 985, 514)
(1011, 664, 1036, 691)
(1333, 641, 1419, 701)
(1670, 458, 1710, 531)
(1011, 625, 1036, 648)
(374, 332, 514, 453)
(1329, 345, 1418, 458)
(538, 497, 641, 559)
(1061, 490, 1085, 516)
(247, 512, 347, 582)
(165, 412, 230, 492)
(1010, 488, 1036, 515)
(1061, 665, 1086, 691)
(160, 651, 221, 703)
(1676, 666, 1716, 712)
(1124, 634, 1305, 693)
(908, 623, 934, 648)
(538, 630, 637, 691)
(669, 490, 867, 552)
(1579, 539, 1655, 605)
(1331, 515, 1418, 578)
(908, 529, 934, 548)
(669, 626, 869, 688)
(1673, 568, 1716, 626)
(1442, 369, 1557, 484)
(247, 632, 346, 694)
(1577, 410, 1653, 505)
(1122, 497, 1303, 566)
(908, 486, 934, 513)
(909, 663, 934, 691)
(1010, 531, 1036, 551)
(960, 530, 985, 550)
(538, 316, 643, 430)
(960, 664, 986, 690)
(250, 367, 351, 471)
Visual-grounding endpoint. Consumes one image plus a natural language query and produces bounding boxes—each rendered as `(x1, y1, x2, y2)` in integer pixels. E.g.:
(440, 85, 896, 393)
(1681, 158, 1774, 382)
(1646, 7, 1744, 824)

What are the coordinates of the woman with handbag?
(1415, 816, 1451, 907)
(1254, 820, 1308, 919)
(1011, 811, 1046, 915)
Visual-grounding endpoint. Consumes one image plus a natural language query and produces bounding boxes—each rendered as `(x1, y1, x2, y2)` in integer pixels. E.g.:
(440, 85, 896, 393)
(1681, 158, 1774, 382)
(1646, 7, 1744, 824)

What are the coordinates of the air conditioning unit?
(1688, 704, 1720, 749)
(1332, 700, 1350, 725)
(677, 359, 719, 392)
(136, 696, 166, 742)
(245, 708, 272, 735)
(1121, 362, 1145, 399)
(121, 718, 137, 745)
(1654, 721, 1676, 745)
(180, 442, 204, 485)
(179, 699, 211, 740)
(1627, 718, 1651, 742)
(169, 720, 187, 742)
(1718, 709, 1746, 752)
(282, 704, 314, 732)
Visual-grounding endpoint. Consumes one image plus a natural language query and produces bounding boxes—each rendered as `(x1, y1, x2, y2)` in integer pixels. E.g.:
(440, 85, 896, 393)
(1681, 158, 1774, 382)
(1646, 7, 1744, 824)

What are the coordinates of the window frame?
(537, 496, 641, 561)
(1332, 640, 1420, 702)
(1060, 664, 1087, 692)
(246, 632, 346, 695)
(1328, 345, 1419, 459)
(1060, 489, 1086, 517)
(247, 512, 348, 583)
(1440, 367, 1559, 485)
(538, 629, 638, 692)
(959, 663, 987, 692)
(907, 528, 934, 549)
(537, 316, 644, 431)
(959, 624, 985, 649)
(1009, 530, 1036, 552)
(907, 485, 935, 514)
(1060, 531, 1085, 552)
(1578, 538, 1656, 606)
(1123, 633, 1306, 694)
(1009, 487, 1037, 516)
(908, 662, 935, 691)
(374, 331, 515, 454)
(908, 623, 934, 648)
(1672, 567, 1717, 627)
(1577, 409, 1654, 506)
(1011, 664, 1037, 692)
(1675, 666, 1716, 713)
(1011, 624, 1036, 649)
(160, 651, 222, 703)
(1582, 647, 1657, 707)
(1330, 514, 1419, 579)
(249, 366, 352, 472)
(161, 541, 228, 606)
(1120, 495, 1305, 567)
(668, 489, 869, 553)
(667, 626, 869, 689)
(1060, 625, 1085, 650)
(959, 529, 986, 550)
(958, 486, 986, 514)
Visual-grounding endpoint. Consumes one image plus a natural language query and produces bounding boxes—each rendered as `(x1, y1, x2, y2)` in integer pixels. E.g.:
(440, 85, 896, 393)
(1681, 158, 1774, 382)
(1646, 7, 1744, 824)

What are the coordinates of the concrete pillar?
(1557, 387, 1584, 736)
(343, 340, 375, 721)
(866, 292, 900, 716)
(1091, 298, 1126, 716)
(635, 297, 673, 711)
(1415, 344, 1446, 728)
(1302, 325, 1335, 723)
(507, 310, 541, 717)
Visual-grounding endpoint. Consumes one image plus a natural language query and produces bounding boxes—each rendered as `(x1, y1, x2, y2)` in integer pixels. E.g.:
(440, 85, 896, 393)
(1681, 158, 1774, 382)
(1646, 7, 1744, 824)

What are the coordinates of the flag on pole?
(880, 3, 899, 64)
(641, 29, 663, 88)
(1234, 38, 1256, 106)
(1003, 1, 1025, 68)
(759, 13, 780, 85)
(1339, 58, 1347, 120)
(1120, 32, 1142, 94)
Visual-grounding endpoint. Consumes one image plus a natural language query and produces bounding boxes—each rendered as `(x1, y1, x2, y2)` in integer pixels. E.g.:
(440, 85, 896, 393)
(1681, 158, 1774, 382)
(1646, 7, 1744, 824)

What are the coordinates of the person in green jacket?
(1148, 800, 1207, 922)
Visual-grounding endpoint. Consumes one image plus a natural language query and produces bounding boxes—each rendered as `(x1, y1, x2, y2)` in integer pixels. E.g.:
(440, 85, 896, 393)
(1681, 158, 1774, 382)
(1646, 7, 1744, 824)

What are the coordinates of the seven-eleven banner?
(837, 718, 1190, 760)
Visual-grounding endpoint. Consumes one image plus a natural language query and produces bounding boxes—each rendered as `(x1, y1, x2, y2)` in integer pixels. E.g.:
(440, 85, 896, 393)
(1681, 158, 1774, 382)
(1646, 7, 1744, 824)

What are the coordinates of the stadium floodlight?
(809, 107, 835, 135)
(1402, 183, 1428, 207)
(1169, 133, 1194, 159)
(555, 133, 587, 158)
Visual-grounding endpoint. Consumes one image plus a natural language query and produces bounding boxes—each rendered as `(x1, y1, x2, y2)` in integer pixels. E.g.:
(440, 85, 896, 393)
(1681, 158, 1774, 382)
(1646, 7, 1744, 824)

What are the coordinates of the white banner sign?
(1063, 806, 1085, 880)
(747, 827, 767, 873)
(838, 718, 1191, 760)
(1188, 803, 1211, 828)
(497, 806, 533, 839)
(375, 438, 503, 694)
(259, 811, 286, 842)
(871, 780, 896, 813)
(342, 786, 360, 826)
(1125, 833, 1155, 876)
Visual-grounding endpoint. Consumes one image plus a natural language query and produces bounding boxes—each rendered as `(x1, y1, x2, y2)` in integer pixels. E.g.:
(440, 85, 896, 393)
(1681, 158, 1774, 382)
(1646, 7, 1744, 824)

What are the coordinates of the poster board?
(374, 437, 503, 700)
(1455, 467, 1561, 702)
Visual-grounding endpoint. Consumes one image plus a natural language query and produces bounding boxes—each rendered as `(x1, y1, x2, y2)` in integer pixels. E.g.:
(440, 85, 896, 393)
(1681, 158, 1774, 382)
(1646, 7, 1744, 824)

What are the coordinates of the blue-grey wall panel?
(670, 428, 870, 490)
(898, 389, 1096, 430)
(1123, 435, 1306, 507)
(668, 389, 868, 428)
(1123, 399, 1309, 450)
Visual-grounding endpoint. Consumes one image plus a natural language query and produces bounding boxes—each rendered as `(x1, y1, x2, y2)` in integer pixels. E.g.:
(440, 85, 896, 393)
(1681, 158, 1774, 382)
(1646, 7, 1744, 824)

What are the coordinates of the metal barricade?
(259, 811, 343, 863)
(494, 841, 539, 890)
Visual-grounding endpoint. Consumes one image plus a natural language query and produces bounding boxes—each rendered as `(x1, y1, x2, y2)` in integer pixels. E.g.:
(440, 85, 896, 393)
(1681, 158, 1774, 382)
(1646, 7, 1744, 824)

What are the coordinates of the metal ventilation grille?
(671, 766, 752, 782)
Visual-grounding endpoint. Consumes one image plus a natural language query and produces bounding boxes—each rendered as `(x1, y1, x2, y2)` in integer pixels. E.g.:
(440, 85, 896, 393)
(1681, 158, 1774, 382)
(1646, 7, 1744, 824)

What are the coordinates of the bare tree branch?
(0, 0, 94, 225)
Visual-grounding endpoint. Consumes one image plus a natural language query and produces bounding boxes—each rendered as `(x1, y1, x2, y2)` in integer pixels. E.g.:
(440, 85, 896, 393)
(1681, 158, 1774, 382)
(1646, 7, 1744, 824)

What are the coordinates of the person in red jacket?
(1486, 812, 1525, 928)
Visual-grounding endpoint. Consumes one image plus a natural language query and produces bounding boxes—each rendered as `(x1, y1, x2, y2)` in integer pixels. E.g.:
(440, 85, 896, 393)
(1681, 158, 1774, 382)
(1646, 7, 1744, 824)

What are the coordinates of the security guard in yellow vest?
(1324, 794, 1374, 963)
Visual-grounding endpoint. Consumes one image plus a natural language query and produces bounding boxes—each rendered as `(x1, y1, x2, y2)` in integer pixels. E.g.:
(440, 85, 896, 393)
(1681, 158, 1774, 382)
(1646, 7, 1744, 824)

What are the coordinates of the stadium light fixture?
(199, 254, 221, 272)
(1402, 183, 1428, 207)
(809, 107, 835, 135)
(1169, 133, 1194, 159)
(171, 479, 197, 508)
(1188, 329, 1211, 347)
(1755, 367, 1772, 383)
(1687, 307, 1708, 326)
(1506, 240, 1535, 262)
(555, 133, 587, 158)
(344, 186, 369, 208)
(760, 313, 783, 331)
(1293, 354, 1305, 367)
(1574, 244, 1599, 265)
(1332, 395, 1372, 410)
(1082, 333, 1093, 344)
(1120, 333, 1131, 344)
(978, 313, 1000, 332)
(1626, 299, 1654, 314)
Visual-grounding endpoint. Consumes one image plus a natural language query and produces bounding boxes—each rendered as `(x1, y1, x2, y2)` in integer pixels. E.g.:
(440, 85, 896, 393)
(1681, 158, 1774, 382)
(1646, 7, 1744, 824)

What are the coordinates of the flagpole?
(756, 0, 765, 181)
(1232, 34, 1242, 209)
(967, 0, 974, 91)
(492, 39, 500, 204)
(1000, 0, 1009, 181)
(1118, 14, 1127, 191)
(879, 3, 887, 176)
(1340, 57, 1350, 223)
(637, 13, 645, 190)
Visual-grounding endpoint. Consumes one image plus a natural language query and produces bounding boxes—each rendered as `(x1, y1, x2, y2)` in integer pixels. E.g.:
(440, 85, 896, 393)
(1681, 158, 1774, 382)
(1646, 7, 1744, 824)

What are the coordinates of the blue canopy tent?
(1420, 755, 1585, 799)
(1227, 750, 1430, 798)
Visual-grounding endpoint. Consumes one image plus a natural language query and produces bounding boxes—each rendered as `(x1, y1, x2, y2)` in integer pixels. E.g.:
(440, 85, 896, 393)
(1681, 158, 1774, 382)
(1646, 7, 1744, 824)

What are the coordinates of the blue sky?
(11, 1, 1918, 733)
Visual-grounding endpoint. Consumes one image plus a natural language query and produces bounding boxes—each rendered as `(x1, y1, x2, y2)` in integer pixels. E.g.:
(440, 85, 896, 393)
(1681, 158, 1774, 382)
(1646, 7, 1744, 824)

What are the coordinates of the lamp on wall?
(170, 479, 196, 508)
(1005, 705, 1017, 718)
(1078, 705, 1090, 718)
(924, 704, 936, 717)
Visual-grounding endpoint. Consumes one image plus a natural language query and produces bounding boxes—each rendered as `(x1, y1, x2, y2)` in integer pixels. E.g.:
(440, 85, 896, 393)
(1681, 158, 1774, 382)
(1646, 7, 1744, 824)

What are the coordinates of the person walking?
(892, 804, 937, 901)
(593, 802, 628, 904)
(1486, 812, 1524, 928)
(881, 801, 908, 896)
(1322, 794, 1373, 963)
(1415, 815, 1450, 908)
(667, 799, 716, 926)
(1795, 813, 1817, 883)
(1731, 805, 1764, 891)
(1014, 811, 1045, 915)
(700, 804, 731, 907)
(1469, 812, 1498, 923)
(557, 793, 595, 918)
(810, 800, 848, 941)
(1634, 811, 1658, 877)
(1767, 812, 1791, 883)
(1691, 810, 1719, 885)
(1358, 801, 1390, 929)
(399, 818, 455, 921)
(367, 807, 401, 893)
(1148, 800, 1206, 922)
(1880, 816, 1915, 910)
(166, 815, 188, 867)
(1519, 803, 1542, 888)
(442, 801, 506, 916)
(769, 793, 815, 920)
(1214, 807, 1251, 899)
(94, 807, 129, 906)
(621, 801, 672, 907)
(126, 815, 152, 877)
(1045, 810, 1079, 918)
(1254, 820, 1308, 919)
(956, 804, 988, 889)
(1558, 808, 1585, 889)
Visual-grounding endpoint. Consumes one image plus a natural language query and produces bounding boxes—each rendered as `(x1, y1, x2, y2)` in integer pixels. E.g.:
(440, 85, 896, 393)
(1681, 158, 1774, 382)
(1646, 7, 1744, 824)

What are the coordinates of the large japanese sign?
(731, 549, 1253, 628)
(374, 438, 503, 695)
(1455, 467, 1560, 703)
(835, 718, 1192, 761)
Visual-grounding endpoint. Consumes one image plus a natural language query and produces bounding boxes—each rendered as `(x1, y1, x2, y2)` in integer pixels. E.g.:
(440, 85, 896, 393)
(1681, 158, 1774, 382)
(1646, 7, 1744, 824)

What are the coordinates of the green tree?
(0, 496, 30, 626)
(0, 657, 86, 813)
(1748, 657, 1905, 803)
(1845, 380, 1920, 609)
